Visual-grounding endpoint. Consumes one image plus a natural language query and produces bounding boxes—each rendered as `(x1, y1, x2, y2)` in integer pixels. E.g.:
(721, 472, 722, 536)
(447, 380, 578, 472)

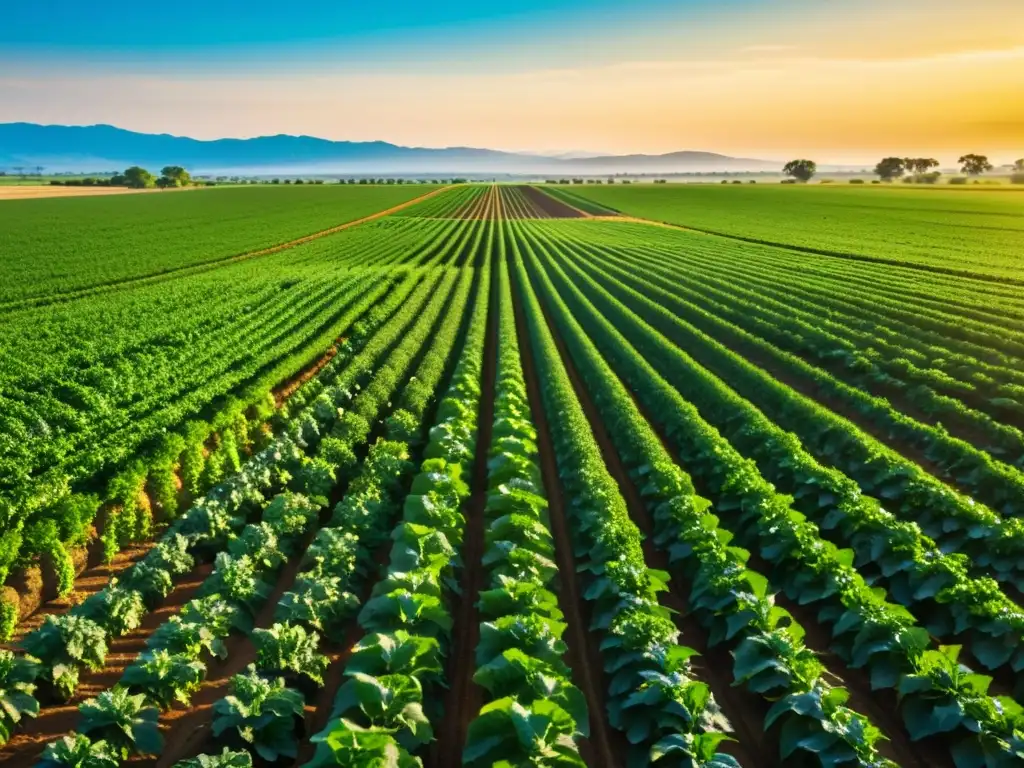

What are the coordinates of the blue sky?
(1, 0, 1022, 161)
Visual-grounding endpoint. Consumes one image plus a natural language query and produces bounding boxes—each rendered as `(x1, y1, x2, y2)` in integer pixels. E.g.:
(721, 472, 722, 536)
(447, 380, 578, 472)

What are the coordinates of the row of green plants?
(0, 266, 395, 635)
(518, 232, 894, 766)
(511, 244, 742, 768)
(576, 231, 1024, 457)
(536, 228, 1024, 682)
(519, 223, 1024, 767)
(307, 251, 492, 766)
(394, 184, 483, 219)
(578, 239, 1024, 520)
(550, 229, 1024, 592)
(0, 212, 480, 626)
(568, 219, 1024, 407)
(205, 262, 478, 766)
(0, 269, 448, 758)
(31, 261, 469, 765)
(462, 257, 588, 765)
(11, 270, 442, 700)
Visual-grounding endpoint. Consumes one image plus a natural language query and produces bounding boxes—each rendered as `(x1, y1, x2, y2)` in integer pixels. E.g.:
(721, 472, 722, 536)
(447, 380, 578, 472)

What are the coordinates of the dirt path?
(510, 262, 622, 768)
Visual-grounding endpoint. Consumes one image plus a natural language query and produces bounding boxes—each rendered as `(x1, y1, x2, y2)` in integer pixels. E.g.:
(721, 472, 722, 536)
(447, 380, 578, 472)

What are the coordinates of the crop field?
(570, 183, 1024, 282)
(1, 183, 1023, 768)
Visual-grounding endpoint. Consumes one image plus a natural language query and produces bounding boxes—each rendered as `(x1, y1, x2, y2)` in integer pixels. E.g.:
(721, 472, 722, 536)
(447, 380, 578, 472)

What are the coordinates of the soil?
(518, 186, 587, 219)
(272, 342, 342, 407)
(0, 186, 200, 201)
(511, 263, 624, 768)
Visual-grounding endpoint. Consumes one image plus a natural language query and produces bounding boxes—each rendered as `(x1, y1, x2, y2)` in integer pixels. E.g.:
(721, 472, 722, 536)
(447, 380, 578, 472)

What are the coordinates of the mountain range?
(0, 123, 782, 175)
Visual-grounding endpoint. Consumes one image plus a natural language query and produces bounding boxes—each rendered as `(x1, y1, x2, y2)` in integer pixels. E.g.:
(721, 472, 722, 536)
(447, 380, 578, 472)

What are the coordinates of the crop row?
(0, 214, 485, 638)
(306, 244, 491, 765)
(514, 217, 1024, 767)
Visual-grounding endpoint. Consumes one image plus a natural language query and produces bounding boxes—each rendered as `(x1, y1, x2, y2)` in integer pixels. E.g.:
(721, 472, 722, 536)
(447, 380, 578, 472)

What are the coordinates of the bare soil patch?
(0, 186, 199, 201)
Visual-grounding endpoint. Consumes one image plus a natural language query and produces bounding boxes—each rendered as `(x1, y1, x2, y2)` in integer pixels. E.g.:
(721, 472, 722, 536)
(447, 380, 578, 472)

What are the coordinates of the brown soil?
(510, 263, 623, 768)
(434, 254, 498, 768)
(272, 341, 342, 407)
(145, 529, 317, 768)
(0, 186, 200, 201)
(5, 545, 153, 646)
(518, 186, 587, 219)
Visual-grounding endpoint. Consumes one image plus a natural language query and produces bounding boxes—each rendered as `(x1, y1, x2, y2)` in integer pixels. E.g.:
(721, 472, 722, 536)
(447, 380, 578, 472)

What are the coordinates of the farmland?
(1, 182, 1023, 768)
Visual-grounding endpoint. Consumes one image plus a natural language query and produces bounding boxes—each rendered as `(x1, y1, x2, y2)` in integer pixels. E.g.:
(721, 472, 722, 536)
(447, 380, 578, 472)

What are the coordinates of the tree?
(958, 154, 993, 176)
(1014, 159, 1024, 172)
(874, 157, 905, 181)
(782, 159, 817, 182)
(159, 166, 191, 187)
(122, 167, 155, 189)
(907, 158, 939, 175)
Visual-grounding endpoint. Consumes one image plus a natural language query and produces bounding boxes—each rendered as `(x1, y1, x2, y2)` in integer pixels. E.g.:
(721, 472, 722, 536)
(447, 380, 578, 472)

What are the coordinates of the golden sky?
(1, 0, 1022, 163)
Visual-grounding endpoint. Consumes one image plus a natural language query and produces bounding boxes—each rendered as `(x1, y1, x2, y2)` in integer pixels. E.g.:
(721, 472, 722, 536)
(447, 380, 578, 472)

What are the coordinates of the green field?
(0, 184, 436, 303)
(569, 183, 1024, 281)
(2, 184, 1023, 768)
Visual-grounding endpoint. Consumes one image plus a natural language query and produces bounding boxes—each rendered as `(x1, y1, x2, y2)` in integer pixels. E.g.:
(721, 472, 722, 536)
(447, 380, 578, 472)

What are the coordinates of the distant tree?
(122, 166, 155, 188)
(284, 179, 292, 184)
(295, 179, 305, 185)
(782, 159, 817, 182)
(959, 154, 993, 176)
(1014, 159, 1024, 172)
(271, 178, 281, 184)
(905, 158, 939, 175)
(874, 157, 905, 181)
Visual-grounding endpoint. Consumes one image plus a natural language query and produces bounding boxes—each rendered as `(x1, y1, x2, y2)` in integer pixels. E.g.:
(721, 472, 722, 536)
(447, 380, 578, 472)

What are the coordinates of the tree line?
(49, 166, 195, 188)
(782, 156, 1023, 184)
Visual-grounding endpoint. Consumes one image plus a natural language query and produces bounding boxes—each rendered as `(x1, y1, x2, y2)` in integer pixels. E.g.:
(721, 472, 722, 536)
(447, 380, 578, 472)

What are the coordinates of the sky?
(1, 0, 1022, 164)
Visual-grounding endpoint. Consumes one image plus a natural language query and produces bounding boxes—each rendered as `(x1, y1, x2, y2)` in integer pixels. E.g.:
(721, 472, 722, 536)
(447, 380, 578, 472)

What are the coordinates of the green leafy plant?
(37, 733, 120, 768)
(121, 650, 206, 709)
(211, 669, 305, 762)
(172, 747, 253, 768)
(463, 697, 585, 767)
(78, 687, 162, 759)
(276, 574, 359, 632)
(22, 614, 108, 699)
(0, 649, 39, 742)
(77, 582, 147, 636)
(307, 719, 421, 768)
(331, 672, 433, 751)
(252, 622, 329, 687)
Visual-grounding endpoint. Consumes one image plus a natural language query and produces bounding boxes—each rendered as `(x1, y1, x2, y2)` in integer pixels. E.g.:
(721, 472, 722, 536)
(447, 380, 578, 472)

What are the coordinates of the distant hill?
(0, 123, 781, 175)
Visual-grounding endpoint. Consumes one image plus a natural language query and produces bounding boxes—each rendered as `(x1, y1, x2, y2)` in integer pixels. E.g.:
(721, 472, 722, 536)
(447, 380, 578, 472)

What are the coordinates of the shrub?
(949, 176, 969, 185)
(849, 179, 865, 184)
(1011, 173, 1024, 185)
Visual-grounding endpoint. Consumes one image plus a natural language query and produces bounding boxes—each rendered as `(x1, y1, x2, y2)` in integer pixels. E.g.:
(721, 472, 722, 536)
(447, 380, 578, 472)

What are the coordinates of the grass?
(568, 183, 1024, 281)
